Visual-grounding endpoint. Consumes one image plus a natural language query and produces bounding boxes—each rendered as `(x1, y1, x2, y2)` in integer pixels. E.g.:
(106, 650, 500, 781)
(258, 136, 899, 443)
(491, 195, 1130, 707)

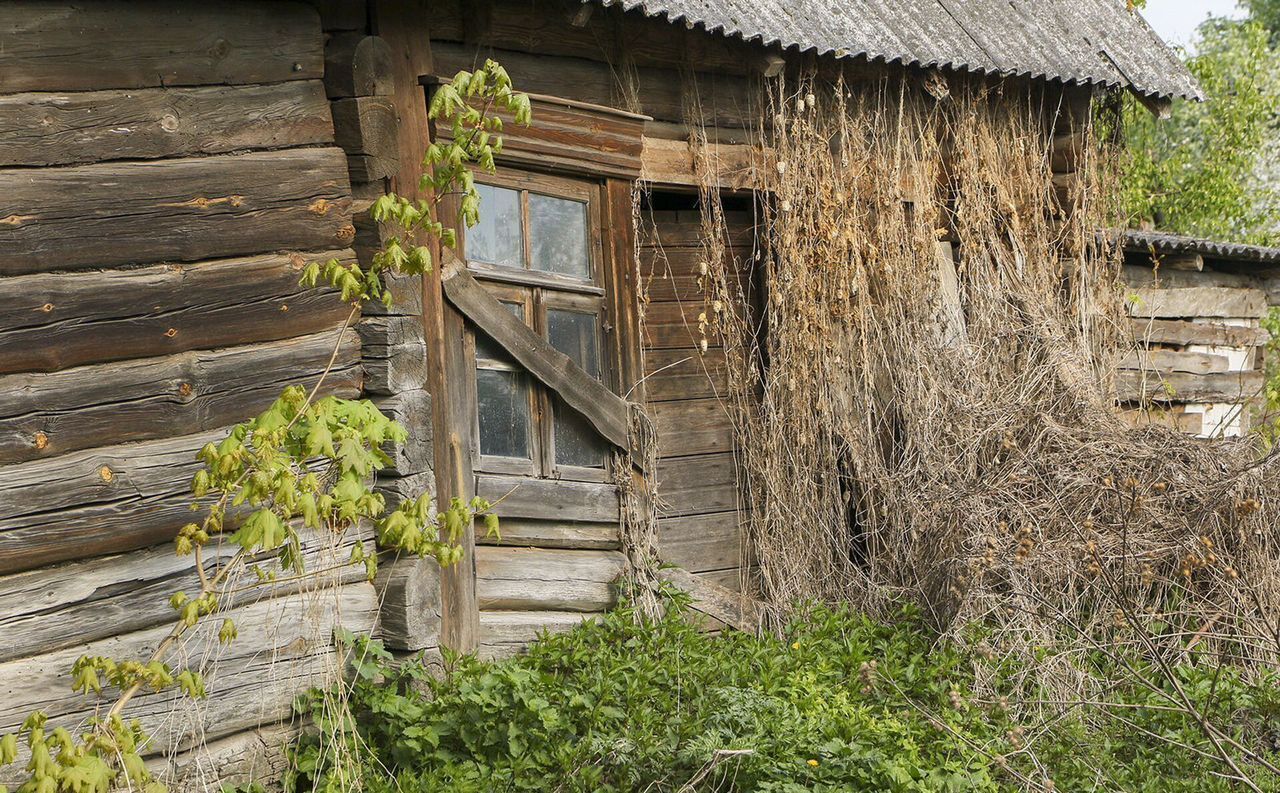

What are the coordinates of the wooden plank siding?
(640, 208, 755, 585)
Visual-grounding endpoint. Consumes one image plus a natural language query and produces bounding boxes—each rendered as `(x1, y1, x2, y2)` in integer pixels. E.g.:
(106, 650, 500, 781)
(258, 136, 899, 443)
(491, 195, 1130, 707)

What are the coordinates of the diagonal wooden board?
(440, 252, 638, 459)
(658, 566, 764, 633)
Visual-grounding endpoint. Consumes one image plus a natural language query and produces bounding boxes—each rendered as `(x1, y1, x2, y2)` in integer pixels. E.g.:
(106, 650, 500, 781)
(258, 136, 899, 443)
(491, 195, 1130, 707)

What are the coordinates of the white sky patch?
(1139, 0, 1248, 51)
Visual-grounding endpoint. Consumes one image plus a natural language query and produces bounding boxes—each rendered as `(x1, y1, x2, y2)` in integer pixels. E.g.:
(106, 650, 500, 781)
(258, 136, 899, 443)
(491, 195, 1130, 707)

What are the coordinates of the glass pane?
(554, 397, 608, 468)
(529, 193, 589, 278)
(476, 369, 531, 459)
(475, 301, 525, 363)
(468, 184, 523, 268)
(547, 309, 600, 378)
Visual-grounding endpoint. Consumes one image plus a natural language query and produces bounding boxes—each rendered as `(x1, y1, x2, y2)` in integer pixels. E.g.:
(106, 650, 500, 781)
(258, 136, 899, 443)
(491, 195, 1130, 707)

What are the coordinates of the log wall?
(0, 1, 425, 788)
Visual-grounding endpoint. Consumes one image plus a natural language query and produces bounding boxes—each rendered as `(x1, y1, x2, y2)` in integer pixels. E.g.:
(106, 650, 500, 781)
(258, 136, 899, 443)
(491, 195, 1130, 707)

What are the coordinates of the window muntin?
(465, 172, 611, 480)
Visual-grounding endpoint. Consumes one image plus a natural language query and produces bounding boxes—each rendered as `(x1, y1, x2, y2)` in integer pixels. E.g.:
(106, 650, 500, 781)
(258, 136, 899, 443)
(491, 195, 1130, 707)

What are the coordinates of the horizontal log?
(0, 148, 354, 276)
(0, 81, 333, 168)
(478, 609, 599, 660)
(359, 315, 428, 395)
(332, 95, 399, 181)
(652, 398, 735, 457)
(0, 428, 227, 574)
(0, 524, 374, 664)
(1128, 318, 1270, 347)
(658, 510, 744, 573)
(1117, 407, 1204, 435)
(443, 258, 632, 449)
(644, 348, 729, 402)
(643, 301, 718, 351)
(1127, 287, 1267, 320)
(0, 249, 356, 375)
(1122, 264, 1260, 290)
(476, 546, 624, 611)
(656, 452, 741, 518)
(1118, 348, 1234, 376)
(475, 474, 619, 523)
(477, 518, 620, 550)
(324, 33, 393, 98)
(0, 583, 377, 785)
(640, 210, 755, 248)
(0, 329, 361, 463)
(1116, 370, 1265, 404)
(0, 1, 324, 93)
(374, 470, 435, 513)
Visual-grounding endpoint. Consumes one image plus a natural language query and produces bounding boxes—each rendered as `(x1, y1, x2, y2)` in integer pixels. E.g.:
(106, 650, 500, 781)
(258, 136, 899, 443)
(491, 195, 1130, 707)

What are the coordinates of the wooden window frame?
(460, 168, 616, 483)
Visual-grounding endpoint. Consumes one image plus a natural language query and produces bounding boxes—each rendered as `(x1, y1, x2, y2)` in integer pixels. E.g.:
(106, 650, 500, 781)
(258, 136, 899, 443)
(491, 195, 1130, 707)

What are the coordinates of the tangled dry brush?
(676, 71, 1280, 685)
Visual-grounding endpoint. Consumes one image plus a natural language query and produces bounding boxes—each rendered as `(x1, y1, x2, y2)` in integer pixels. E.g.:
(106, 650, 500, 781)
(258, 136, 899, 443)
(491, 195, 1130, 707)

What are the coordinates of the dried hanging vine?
(0, 62, 529, 793)
(687, 68, 1280, 700)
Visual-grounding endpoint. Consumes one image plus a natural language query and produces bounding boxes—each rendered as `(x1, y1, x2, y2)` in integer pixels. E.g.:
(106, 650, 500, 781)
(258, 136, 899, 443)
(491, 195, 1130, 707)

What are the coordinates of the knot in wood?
(33, 431, 49, 451)
(336, 223, 356, 242)
(99, 466, 114, 483)
(165, 327, 178, 338)
(307, 198, 330, 216)
(208, 37, 231, 60)
(159, 113, 179, 133)
(178, 382, 193, 398)
(40, 302, 54, 313)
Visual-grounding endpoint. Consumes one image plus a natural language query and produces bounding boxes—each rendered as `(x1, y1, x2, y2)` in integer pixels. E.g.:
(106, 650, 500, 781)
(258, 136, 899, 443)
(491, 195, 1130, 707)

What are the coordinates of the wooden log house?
(0, 0, 1205, 787)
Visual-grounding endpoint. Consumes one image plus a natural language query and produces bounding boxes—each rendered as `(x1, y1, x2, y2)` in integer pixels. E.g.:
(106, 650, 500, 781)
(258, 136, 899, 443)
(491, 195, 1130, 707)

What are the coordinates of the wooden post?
(372, 0, 479, 653)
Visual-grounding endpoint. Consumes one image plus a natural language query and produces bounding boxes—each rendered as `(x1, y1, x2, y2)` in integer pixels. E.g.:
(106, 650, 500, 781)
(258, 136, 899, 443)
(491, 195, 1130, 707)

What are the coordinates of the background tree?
(1121, 11, 1280, 244)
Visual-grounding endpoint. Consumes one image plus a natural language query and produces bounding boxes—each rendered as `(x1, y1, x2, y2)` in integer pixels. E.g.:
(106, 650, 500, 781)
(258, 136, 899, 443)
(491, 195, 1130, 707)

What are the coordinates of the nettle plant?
(0, 61, 529, 793)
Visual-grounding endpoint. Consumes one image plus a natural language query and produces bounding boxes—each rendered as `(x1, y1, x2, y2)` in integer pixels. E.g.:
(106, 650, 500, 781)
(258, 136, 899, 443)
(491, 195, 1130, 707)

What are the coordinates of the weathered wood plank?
(1118, 406, 1204, 435)
(643, 301, 719, 351)
(0, 148, 354, 276)
(1127, 287, 1267, 320)
(369, 388, 433, 476)
(640, 210, 754, 248)
(1118, 348, 1234, 375)
(375, 556, 441, 651)
(1128, 318, 1270, 347)
(155, 722, 295, 793)
(1122, 264, 1262, 290)
(475, 474, 620, 523)
(0, 1, 323, 93)
(1117, 370, 1265, 404)
(477, 518, 620, 550)
(644, 345, 728, 403)
(651, 397, 734, 457)
(478, 609, 599, 660)
(332, 95, 399, 181)
(0, 81, 333, 168)
(476, 546, 624, 611)
(658, 510, 743, 573)
(359, 315, 429, 395)
(655, 452, 740, 517)
(640, 136, 762, 189)
(657, 566, 762, 632)
(0, 429, 227, 574)
(0, 584, 378, 784)
(443, 257, 632, 448)
(0, 249, 356, 375)
(432, 87, 647, 179)
(0, 330, 360, 464)
(0, 525, 374, 664)
(324, 33, 394, 98)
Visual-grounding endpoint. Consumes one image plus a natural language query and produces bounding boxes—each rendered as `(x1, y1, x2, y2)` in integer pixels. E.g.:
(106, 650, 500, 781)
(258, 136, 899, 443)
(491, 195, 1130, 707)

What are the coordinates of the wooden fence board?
(0, 249, 356, 374)
(0, 0, 323, 93)
(0, 148, 353, 276)
(0, 329, 360, 463)
(0, 81, 333, 167)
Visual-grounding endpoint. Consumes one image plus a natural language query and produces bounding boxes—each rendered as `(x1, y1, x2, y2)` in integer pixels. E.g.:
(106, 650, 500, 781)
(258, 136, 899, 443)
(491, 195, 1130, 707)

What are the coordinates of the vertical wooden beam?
(603, 178, 644, 401)
(372, 0, 479, 653)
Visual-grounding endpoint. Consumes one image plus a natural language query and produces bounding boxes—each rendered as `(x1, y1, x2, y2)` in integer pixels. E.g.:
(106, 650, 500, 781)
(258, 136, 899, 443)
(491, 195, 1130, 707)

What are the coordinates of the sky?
(1140, 0, 1247, 49)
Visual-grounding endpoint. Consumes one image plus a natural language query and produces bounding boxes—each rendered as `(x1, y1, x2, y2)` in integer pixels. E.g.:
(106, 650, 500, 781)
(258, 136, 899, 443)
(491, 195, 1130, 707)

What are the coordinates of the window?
(463, 172, 612, 480)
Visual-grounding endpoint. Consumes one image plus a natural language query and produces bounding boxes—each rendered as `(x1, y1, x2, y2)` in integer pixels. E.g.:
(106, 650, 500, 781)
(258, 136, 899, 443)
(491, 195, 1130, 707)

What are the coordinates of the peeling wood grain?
(0, 148, 353, 276)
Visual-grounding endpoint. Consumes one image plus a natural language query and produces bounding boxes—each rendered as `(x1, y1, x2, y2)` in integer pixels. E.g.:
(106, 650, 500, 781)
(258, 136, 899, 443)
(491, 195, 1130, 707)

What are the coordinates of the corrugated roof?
(592, 0, 1202, 100)
(1121, 230, 1280, 265)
